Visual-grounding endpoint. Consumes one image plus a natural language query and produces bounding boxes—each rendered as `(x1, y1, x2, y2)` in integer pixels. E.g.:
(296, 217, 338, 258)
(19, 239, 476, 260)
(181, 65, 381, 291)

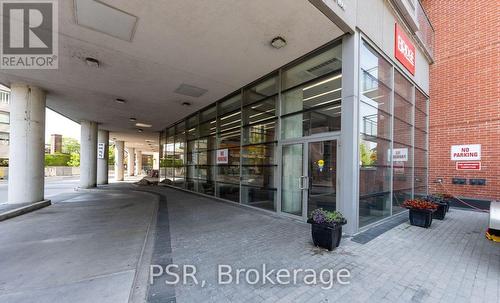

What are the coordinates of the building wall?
(357, 0, 430, 94)
(422, 0, 499, 201)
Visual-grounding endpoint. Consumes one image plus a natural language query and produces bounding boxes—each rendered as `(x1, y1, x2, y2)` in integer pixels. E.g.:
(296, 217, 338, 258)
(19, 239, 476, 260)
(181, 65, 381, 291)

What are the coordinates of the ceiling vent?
(74, 0, 138, 41)
(174, 84, 208, 98)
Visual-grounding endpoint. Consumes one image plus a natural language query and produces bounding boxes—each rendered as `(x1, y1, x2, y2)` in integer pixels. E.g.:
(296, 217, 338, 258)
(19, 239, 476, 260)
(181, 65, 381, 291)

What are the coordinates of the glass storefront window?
(219, 94, 241, 116)
(243, 75, 277, 105)
(360, 102, 391, 140)
(242, 97, 276, 125)
(242, 121, 276, 145)
(281, 75, 341, 116)
(281, 106, 341, 140)
(359, 41, 393, 227)
(282, 43, 342, 90)
(218, 111, 241, 133)
(200, 105, 216, 122)
(199, 120, 216, 137)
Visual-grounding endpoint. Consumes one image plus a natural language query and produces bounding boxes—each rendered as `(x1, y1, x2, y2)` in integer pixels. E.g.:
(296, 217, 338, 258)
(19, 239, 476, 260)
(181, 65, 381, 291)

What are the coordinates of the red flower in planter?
(402, 199, 438, 210)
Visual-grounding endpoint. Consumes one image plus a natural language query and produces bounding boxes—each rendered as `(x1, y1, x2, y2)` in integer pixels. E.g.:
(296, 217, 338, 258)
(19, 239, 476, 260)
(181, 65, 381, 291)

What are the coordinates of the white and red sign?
(456, 161, 481, 170)
(394, 161, 405, 175)
(216, 149, 228, 164)
(392, 148, 408, 162)
(451, 144, 481, 161)
(395, 23, 416, 75)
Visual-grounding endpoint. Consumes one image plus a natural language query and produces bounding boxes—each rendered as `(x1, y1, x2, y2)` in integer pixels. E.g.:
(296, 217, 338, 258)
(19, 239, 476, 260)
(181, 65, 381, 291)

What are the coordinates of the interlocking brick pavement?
(149, 187, 499, 303)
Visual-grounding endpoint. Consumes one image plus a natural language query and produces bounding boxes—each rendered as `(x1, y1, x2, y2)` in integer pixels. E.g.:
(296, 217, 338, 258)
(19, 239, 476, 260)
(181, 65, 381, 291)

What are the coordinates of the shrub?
(44, 153, 71, 166)
(67, 152, 80, 167)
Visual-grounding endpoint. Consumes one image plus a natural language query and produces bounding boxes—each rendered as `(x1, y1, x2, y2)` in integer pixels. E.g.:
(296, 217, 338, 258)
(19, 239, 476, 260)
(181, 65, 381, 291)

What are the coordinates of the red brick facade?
(422, 1, 500, 200)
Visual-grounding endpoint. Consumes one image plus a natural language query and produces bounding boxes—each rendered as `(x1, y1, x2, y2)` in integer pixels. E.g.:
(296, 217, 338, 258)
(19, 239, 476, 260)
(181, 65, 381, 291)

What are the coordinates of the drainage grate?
(351, 214, 408, 244)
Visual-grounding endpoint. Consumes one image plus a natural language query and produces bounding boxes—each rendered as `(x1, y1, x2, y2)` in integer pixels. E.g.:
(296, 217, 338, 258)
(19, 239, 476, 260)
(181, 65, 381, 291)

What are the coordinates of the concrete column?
(97, 130, 109, 185)
(80, 121, 98, 188)
(338, 33, 360, 235)
(114, 141, 124, 181)
(135, 150, 142, 175)
(126, 147, 135, 176)
(8, 84, 46, 204)
(153, 152, 160, 170)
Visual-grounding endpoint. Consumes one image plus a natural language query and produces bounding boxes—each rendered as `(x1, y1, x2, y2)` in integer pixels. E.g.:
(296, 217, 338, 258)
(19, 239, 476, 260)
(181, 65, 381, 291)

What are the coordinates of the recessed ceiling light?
(135, 122, 152, 128)
(271, 36, 286, 49)
(85, 57, 100, 68)
(115, 98, 126, 104)
(182, 102, 191, 107)
(145, 140, 151, 142)
(137, 129, 143, 133)
(129, 117, 136, 122)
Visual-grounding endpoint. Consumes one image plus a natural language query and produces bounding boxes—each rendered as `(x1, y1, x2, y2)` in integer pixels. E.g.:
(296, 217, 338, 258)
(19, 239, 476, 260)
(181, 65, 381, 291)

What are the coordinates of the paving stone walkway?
(146, 186, 499, 303)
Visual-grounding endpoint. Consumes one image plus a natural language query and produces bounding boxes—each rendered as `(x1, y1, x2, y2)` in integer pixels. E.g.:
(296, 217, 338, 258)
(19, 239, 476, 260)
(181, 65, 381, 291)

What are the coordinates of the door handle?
(299, 176, 308, 190)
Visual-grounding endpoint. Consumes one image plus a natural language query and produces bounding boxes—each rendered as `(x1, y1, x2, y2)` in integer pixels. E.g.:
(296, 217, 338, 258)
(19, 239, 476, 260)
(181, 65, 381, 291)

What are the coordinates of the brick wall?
(421, 0, 499, 201)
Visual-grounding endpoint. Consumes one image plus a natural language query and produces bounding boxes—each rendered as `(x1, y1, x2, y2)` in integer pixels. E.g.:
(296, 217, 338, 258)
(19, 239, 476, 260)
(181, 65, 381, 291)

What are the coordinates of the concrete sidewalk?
(0, 188, 157, 303)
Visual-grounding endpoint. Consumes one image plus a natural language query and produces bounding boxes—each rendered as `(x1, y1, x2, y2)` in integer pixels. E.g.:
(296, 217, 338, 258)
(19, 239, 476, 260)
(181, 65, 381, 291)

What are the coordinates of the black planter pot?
(432, 202, 447, 220)
(307, 219, 345, 251)
(408, 209, 434, 228)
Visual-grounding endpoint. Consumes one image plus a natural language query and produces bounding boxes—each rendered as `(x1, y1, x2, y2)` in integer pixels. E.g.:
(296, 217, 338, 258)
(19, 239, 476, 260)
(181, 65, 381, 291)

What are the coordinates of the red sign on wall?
(395, 23, 416, 75)
(456, 161, 481, 170)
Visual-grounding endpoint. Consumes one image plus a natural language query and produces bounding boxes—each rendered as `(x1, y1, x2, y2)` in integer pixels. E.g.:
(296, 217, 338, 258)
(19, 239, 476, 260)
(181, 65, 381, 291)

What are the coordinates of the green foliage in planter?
(45, 153, 71, 166)
(0, 158, 8, 167)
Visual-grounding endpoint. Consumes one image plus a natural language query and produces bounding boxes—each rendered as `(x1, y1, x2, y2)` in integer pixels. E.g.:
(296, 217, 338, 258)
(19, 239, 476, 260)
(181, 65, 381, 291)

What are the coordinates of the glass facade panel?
(219, 94, 241, 116)
(157, 39, 428, 233)
(242, 97, 276, 125)
(360, 102, 391, 140)
(281, 75, 342, 116)
(244, 75, 277, 105)
(242, 121, 276, 145)
(282, 43, 342, 90)
(359, 41, 393, 226)
(281, 144, 303, 215)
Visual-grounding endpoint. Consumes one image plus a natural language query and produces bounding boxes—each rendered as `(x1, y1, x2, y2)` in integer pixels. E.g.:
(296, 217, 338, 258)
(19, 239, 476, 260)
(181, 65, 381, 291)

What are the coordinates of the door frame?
(277, 132, 341, 221)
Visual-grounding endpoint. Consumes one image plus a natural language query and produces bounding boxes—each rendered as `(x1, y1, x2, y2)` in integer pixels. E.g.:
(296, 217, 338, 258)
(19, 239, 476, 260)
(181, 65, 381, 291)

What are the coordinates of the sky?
(45, 109, 81, 143)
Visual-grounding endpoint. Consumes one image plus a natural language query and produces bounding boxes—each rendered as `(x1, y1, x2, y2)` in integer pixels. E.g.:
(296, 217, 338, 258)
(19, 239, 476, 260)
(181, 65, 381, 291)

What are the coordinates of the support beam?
(114, 141, 124, 181)
(135, 150, 142, 176)
(97, 130, 109, 185)
(80, 121, 98, 188)
(8, 84, 46, 204)
(126, 147, 135, 176)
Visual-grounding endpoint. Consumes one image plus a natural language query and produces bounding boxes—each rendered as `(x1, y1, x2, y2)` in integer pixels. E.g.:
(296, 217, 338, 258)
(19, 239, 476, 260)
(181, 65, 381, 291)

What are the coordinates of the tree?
(67, 152, 80, 167)
(108, 144, 115, 165)
(62, 137, 80, 154)
(360, 142, 376, 167)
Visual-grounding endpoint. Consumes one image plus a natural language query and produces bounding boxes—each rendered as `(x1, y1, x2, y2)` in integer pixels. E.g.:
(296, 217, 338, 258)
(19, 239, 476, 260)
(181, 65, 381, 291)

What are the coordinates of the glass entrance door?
(281, 139, 338, 218)
(307, 140, 337, 216)
(281, 143, 305, 216)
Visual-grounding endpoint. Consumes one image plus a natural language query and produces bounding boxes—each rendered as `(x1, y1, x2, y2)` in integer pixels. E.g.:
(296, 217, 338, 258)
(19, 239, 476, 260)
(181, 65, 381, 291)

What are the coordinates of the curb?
(0, 200, 52, 222)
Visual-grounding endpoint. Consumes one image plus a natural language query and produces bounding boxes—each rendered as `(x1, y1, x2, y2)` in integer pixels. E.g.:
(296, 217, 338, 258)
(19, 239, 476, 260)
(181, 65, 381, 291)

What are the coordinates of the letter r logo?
(2, 2, 53, 54)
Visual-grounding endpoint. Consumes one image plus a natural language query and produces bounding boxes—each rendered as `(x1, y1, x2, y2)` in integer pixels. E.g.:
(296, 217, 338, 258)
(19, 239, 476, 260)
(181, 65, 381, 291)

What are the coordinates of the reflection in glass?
(308, 141, 337, 216)
(281, 144, 303, 215)
(282, 43, 342, 90)
(244, 75, 277, 105)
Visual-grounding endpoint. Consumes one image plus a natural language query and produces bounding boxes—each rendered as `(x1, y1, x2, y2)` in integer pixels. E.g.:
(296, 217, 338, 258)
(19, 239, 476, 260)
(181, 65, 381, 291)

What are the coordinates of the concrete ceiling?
(0, 0, 344, 151)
